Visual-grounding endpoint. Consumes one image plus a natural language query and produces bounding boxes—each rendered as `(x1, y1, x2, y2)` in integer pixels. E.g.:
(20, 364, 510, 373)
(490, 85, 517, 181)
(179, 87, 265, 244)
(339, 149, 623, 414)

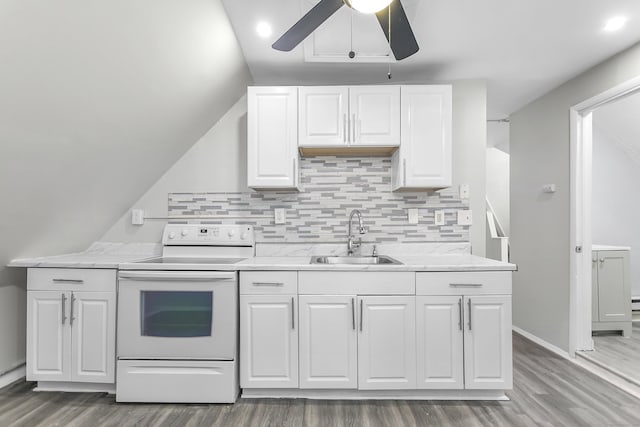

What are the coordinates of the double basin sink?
(310, 255, 401, 265)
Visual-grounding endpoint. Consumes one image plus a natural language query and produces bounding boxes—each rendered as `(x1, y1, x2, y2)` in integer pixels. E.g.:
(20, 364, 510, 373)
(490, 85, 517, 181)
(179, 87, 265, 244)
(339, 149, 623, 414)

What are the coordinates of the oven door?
(117, 271, 237, 360)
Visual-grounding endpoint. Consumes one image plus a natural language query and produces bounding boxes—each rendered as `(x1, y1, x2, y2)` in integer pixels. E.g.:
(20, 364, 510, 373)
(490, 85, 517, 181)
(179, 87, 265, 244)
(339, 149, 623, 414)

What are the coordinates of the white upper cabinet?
(392, 85, 452, 190)
(299, 86, 349, 147)
(247, 87, 299, 190)
(299, 86, 400, 151)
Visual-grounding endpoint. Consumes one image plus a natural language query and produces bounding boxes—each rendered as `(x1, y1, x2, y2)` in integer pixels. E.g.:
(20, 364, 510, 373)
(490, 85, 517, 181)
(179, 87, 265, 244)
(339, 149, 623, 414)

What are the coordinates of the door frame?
(569, 75, 640, 355)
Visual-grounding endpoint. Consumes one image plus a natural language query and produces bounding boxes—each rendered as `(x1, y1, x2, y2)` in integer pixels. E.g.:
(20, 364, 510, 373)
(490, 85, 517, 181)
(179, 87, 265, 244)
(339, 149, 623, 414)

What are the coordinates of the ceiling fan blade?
(273, 0, 345, 52)
(375, 0, 419, 60)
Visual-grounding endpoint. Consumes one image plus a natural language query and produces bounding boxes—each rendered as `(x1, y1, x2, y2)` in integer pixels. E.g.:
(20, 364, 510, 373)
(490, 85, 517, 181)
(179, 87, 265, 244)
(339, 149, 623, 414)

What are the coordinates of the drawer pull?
(61, 294, 67, 325)
(291, 297, 295, 330)
(449, 283, 483, 288)
(53, 279, 84, 284)
(252, 282, 284, 287)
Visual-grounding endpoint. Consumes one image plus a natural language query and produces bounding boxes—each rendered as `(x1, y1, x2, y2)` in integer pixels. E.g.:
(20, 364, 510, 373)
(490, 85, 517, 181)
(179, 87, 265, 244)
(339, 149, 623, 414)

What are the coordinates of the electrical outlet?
(457, 210, 473, 226)
(131, 209, 144, 225)
(434, 210, 445, 226)
(274, 208, 286, 224)
(408, 208, 419, 225)
(459, 184, 470, 199)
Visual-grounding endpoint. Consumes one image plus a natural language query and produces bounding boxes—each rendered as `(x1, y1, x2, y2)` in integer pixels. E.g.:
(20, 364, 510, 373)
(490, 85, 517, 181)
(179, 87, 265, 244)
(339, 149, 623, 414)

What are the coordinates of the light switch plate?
(459, 184, 470, 199)
(457, 210, 473, 226)
(408, 208, 419, 224)
(434, 210, 445, 226)
(131, 209, 144, 226)
(274, 208, 286, 224)
(542, 184, 556, 193)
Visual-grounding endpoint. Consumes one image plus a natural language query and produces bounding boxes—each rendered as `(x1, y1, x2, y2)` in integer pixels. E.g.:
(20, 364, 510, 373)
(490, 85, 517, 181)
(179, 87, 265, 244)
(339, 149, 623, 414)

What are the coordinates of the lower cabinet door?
(240, 295, 298, 388)
(416, 296, 464, 389)
(70, 292, 116, 383)
(299, 295, 357, 389)
(27, 291, 72, 381)
(358, 296, 416, 390)
(463, 295, 512, 390)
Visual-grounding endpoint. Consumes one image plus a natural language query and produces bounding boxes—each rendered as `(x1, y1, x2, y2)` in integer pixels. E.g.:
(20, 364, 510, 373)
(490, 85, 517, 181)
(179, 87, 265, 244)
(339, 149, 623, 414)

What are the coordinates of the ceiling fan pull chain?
(387, 3, 392, 79)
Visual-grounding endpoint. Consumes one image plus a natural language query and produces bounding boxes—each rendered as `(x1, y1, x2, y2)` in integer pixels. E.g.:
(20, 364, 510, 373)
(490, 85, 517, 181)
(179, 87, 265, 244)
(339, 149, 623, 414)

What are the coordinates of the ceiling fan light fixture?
(345, 0, 393, 14)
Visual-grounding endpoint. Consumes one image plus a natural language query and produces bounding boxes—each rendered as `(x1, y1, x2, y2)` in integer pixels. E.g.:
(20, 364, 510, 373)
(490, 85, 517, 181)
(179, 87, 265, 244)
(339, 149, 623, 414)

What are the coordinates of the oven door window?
(140, 291, 213, 337)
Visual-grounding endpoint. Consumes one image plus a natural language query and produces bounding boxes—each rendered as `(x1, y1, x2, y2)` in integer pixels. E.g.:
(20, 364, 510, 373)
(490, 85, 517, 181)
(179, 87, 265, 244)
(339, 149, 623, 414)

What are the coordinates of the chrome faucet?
(347, 209, 366, 255)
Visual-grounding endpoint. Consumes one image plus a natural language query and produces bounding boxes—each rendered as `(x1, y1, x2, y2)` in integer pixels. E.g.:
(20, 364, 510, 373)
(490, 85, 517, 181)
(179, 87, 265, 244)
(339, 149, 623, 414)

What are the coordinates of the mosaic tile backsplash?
(168, 157, 469, 244)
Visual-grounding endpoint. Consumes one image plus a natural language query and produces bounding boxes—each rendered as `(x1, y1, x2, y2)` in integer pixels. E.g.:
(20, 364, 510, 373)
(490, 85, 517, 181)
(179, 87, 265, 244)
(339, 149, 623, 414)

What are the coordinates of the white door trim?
(569, 74, 640, 356)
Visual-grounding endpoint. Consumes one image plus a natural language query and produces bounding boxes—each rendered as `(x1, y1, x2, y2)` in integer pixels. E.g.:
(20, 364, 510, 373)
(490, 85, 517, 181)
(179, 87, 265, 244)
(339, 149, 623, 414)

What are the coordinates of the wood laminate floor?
(577, 322, 640, 387)
(1, 333, 639, 427)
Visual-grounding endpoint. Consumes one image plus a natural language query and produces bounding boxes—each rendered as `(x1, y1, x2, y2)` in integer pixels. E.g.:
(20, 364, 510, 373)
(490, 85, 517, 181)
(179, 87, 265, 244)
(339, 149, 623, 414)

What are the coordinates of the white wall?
(510, 41, 640, 352)
(591, 126, 640, 297)
(452, 81, 487, 256)
(486, 147, 510, 237)
(104, 81, 488, 255)
(0, 0, 251, 373)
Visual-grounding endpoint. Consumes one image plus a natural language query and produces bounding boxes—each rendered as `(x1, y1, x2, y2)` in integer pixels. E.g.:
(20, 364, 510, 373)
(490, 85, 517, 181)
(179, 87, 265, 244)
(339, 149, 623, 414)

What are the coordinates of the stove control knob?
(181, 229, 188, 237)
(168, 232, 176, 239)
(227, 229, 236, 238)
(212, 228, 219, 236)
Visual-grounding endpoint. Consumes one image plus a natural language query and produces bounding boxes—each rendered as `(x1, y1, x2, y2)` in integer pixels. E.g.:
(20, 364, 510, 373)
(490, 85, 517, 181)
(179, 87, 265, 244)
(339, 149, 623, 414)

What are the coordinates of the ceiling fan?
(272, 0, 419, 60)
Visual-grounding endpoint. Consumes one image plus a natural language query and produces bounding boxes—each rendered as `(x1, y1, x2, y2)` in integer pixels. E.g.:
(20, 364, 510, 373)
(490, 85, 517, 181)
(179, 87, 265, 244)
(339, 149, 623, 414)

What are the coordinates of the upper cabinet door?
(299, 86, 349, 147)
(349, 86, 400, 147)
(247, 87, 299, 190)
(393, 85, 452, 190)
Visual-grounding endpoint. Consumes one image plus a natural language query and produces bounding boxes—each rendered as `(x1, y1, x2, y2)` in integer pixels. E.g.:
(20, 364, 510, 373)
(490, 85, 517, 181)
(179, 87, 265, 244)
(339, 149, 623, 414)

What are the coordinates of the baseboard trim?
(0, 364, 26, 390)
(572, 356, 640, 400)
(512, 326, 571, 359)
(241, 389, 509, 401)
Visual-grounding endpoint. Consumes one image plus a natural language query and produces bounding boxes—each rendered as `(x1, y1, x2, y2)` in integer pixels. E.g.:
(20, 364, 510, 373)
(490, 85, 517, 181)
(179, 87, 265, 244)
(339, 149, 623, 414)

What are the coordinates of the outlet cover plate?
(434, 210, 445, 226)
(408, 209, 419, 224)
(457, 210, 473, 226)
(274, 208, 286, 224)
(131, 209, 144, 226)
(459, 184, 470, 199)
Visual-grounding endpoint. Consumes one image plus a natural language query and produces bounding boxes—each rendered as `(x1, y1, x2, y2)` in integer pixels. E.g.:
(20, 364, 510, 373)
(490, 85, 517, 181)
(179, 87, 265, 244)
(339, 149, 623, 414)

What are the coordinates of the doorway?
(570, 75, 640, 386)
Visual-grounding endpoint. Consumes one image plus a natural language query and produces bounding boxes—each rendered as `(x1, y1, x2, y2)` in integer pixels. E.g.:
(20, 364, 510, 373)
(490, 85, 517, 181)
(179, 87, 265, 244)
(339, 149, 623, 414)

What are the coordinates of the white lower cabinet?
(416, 296, 464, 389)
(416, 272, 513, 391)
(27, 290, 115, 383)
(240, 295, 298, 388)
(298, 295, 357, 389)
(358, 296, 416, 390)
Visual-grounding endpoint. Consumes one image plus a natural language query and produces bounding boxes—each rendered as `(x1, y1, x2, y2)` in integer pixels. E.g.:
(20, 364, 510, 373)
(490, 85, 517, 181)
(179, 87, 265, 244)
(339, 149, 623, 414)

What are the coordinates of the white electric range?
(116, 224, 254, 403)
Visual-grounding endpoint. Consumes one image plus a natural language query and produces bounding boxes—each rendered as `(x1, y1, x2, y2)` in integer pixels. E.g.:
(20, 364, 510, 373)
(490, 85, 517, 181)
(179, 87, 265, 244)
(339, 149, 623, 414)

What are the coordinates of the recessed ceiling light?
(256, 21, 272, 38)
(603, 16, 627, 32)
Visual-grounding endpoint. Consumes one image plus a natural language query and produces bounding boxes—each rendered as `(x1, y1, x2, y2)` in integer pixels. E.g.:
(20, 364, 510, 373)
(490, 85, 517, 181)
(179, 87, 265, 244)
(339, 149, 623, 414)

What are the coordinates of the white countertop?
(592, 244, 631, 251)
(9, 243, 516, 272)
(8, 242, 162, 269)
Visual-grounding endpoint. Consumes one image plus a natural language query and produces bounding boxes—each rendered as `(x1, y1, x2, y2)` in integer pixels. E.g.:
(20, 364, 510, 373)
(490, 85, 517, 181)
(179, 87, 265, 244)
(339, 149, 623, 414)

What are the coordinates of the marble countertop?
(236, 254, 516, 272)
(8, 242, 162, 269)
(9, 243, 516, 272)
(592, 244, 631, 252)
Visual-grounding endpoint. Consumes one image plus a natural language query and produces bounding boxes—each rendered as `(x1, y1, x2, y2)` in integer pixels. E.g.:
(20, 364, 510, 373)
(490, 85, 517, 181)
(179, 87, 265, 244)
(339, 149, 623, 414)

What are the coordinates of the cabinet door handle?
(403, 159, 407, 186)
(61, 293, 67, 325)
(70, 293, 76, 326)
(343, 114, 347, 143)
(467, 298, 472, 331)
(458, 298, 463, 331)
(252, 282, 284, 287)
(291, 297, 295, 330)
(599, 258, 605, 265)
(359, 299, 363, 332)
(53, 279, 83, 284)
(351, 298, 355, 330)
(352, 113, 356, 143)
(449, 283, 483, 288)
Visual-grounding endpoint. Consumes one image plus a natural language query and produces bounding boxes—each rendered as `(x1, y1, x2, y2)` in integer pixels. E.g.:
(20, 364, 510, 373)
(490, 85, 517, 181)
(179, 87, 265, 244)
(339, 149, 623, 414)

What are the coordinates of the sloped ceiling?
(0, 0, 252, 285)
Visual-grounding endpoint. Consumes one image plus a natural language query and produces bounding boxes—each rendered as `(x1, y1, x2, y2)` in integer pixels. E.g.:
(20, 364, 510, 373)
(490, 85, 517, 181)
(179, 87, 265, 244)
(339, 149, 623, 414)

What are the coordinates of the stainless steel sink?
(310, 255, 402, 265)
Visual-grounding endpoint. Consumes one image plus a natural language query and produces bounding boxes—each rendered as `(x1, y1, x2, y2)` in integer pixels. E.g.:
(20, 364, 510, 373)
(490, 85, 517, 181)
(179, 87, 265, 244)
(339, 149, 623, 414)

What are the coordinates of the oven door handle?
(118, 271, 236, 281)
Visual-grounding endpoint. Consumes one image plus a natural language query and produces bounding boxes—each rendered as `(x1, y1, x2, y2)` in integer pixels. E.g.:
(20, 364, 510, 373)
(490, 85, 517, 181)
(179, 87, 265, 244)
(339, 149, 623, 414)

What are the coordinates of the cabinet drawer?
(298, 271, 414, 295)
(240, 271, 298, 294)
(416, 272, 511, 295)
(28, 268, 116, 292)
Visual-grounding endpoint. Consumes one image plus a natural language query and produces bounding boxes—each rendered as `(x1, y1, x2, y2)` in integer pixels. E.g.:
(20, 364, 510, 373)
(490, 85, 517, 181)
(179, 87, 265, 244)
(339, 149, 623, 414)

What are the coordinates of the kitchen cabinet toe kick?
(241, 389, 509, 401)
